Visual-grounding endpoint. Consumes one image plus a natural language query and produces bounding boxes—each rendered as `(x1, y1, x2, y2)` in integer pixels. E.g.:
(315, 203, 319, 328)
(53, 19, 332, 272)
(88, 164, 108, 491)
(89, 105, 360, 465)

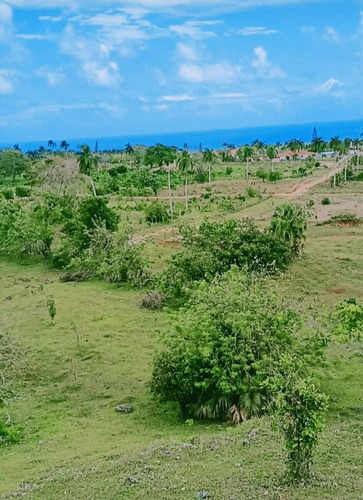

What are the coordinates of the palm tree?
(177, 149, 194, 210)
(266, 145, 277, 170)
(311, 137, 326, 154)
(242, 145, 254, 179)
(60, 140, 69, 160)
(202, 148, 217, 185)
(124, 143, 134, 155)
(48, 140, 56, 157)
(77, 144, 98, 197)
(329, 136, 341, 156)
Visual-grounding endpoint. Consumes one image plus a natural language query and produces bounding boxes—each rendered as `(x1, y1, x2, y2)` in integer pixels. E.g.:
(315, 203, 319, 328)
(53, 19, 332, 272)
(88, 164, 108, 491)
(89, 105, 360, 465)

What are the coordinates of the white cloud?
(177, 42, 198, 60)
(0, 70, 14, 94)
(180, 62, 239, 83)
(82, 61, 121, 87)
(237, 26, 279, 36)
(252, 46, 286, 78)
(315, 78, 343, 94)
(0, 2, 13, 39)
(323, 26, 342, 43)
(212, 92, 249, 99)
(36, 67, 66, 86)
(160, 94, 195, 101)
(16, 33, 49, 40)
(170, 20, 218, 39)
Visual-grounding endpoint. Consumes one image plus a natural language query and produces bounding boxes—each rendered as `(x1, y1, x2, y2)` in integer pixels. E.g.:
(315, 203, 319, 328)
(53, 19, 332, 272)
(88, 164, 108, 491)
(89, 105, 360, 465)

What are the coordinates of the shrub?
(270, 204, 307, 256)
(0, 417, 23, 447)
(277, 381, 328, 483)
(139, 290, 165, 310)
(268, 171, 282, 183)
(152, 268, 322, 420)
(246, 186, 261, 198)
(321, 197, 331, 205)
(356, 172, 363, 181)
(157, 219, 291, 299)
(72, 222, 150, 287)
(144, 201, 170, 223)
(15, 186, 31, 198)
(225, 166, 233, 176)
(331, 299, 362, 341)
(2, 189, 14, 200)
(256, 169, 268, 182)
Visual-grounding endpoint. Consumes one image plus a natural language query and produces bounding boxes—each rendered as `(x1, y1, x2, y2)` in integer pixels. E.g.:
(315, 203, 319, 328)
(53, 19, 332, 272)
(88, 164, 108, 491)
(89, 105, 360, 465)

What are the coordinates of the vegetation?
(0, 136, 362, 499)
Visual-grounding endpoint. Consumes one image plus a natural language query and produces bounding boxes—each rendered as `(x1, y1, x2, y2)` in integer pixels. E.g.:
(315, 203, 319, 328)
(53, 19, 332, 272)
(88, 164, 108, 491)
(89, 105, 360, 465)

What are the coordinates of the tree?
(177, 149, 194, 210)
(124, 143, 134, 155)
(270, 204, 307, 255)
(239, 145, 254, 179)
(202, 148, 217, 185)
(266, 145, 277, 170)
(48, 140, 56, 157)
(60, 140, 70, 160)
(329, 136, 341, 155)
(77, 145, 98, 197)
(0, 149, 29, 182)
(311, 137, 326, 154)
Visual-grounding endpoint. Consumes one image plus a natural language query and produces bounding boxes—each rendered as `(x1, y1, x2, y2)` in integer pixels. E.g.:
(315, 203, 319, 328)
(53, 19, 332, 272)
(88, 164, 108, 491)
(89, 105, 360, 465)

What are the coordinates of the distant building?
(273, 150, 315, 162)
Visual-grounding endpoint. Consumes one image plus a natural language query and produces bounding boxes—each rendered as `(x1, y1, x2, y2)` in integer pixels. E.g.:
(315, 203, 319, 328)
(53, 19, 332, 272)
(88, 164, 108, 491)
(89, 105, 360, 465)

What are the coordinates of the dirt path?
(275, 163, 344, 199)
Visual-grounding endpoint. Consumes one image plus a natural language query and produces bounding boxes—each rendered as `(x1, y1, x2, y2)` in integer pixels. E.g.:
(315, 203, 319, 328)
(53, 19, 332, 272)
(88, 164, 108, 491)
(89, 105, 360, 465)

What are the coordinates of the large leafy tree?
(77, 145, 98, 197)
(0, 149, 30, 182)
(177, 149, 194, 209)
(202, 148, 217, 185)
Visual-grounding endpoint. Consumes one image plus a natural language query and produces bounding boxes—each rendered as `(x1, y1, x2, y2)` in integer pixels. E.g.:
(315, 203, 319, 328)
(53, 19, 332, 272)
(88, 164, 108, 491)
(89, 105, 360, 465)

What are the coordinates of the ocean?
(1, 119, 362, 153)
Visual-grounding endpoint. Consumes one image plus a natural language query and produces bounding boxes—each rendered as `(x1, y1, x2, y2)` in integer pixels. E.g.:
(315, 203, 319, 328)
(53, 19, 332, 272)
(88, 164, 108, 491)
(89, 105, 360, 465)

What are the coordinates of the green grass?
(0, 176, 362, 499)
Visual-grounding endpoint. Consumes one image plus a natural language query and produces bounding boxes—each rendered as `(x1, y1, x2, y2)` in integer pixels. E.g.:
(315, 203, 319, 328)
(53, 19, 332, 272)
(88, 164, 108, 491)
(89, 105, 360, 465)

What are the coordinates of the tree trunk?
(168, 170, 173, 218)
(185, 176, 188, 210)
(90, 176, 97, 197)
(208, 163, 212, 185)
(246, 160, 249, 179)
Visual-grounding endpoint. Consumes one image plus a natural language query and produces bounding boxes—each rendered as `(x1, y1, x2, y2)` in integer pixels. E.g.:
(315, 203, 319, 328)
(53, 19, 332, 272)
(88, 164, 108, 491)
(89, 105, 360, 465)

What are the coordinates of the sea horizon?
(1, 118, 361, 153)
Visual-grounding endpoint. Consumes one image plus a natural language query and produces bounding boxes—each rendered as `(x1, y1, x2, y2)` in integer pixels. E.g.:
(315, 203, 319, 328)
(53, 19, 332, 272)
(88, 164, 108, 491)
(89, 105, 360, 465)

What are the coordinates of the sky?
(0, 0, 362, 143)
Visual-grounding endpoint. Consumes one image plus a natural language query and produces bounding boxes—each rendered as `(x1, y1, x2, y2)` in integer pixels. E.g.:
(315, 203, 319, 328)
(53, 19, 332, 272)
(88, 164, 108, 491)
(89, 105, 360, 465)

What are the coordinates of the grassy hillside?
(0, 166, 362, 499)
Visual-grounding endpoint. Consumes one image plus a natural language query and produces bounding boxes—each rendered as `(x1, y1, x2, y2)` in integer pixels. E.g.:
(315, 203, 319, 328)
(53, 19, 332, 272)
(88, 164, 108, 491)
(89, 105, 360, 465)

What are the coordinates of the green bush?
(152, 268, 323, 420)
(331, 299, 362, 341)
(225, 166, 233, 176)
(144, 201, 170, 223)
(2, 189, 14, 200)
(277, 381, 328, 483)
(246, 186, 261, 198)
(270, 204, 307, 256)
(268, 171, 282, 183)
(15, 186, 31, 198)
(157, 219, 291, 299)
(256, 169, 268, 182)
(0, 417, 23, 447)
(321, 197, 331, 205)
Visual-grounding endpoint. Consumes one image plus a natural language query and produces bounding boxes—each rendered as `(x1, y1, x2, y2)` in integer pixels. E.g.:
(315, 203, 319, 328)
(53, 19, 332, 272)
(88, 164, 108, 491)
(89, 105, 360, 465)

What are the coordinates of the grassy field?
(0, 170, 362, 499)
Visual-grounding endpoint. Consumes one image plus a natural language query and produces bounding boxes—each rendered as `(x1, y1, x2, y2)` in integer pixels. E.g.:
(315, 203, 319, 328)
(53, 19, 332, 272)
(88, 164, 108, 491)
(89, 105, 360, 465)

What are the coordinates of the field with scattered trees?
(0, 137, 362, 499)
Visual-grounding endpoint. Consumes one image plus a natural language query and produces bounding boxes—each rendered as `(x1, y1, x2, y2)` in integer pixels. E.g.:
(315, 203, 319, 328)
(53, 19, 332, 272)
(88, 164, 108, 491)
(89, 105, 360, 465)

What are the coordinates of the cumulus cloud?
(252, 46, 286, 78)
(237, 26, 279, 36)
(82, 61, 121, 87)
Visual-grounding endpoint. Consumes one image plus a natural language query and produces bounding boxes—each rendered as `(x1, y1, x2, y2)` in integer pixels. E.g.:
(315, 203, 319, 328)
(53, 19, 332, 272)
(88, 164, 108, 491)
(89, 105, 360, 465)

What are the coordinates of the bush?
(144, 201, 170, 223)
(321, 197, 331, 205)
(152, 268, 322, 420)
(15, 186, 31, 198)
(71, 222, 150, 287)
(0, 417, 23, 447)
(331, 299, 362, 341)
(246, 186, 261, 198)
(256, 169, 268, 182)
(277, 381, 328, 483)
(268, 171, 282, 183)
(2, 189, 14, 200)
(157, 219, 292, 299)
(139, 290, 165, 310)
(270, 204, 307, 256)
(225, 166, 233, 176)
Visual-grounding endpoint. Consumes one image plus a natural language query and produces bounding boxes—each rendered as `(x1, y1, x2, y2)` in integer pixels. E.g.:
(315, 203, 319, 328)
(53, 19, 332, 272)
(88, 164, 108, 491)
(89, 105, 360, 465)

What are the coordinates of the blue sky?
(0, 0, 362, 143)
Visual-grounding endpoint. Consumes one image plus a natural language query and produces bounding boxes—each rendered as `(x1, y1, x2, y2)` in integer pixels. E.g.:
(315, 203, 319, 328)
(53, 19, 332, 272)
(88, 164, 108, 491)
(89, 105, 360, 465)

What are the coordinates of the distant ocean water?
(2, 119, 362, 153)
